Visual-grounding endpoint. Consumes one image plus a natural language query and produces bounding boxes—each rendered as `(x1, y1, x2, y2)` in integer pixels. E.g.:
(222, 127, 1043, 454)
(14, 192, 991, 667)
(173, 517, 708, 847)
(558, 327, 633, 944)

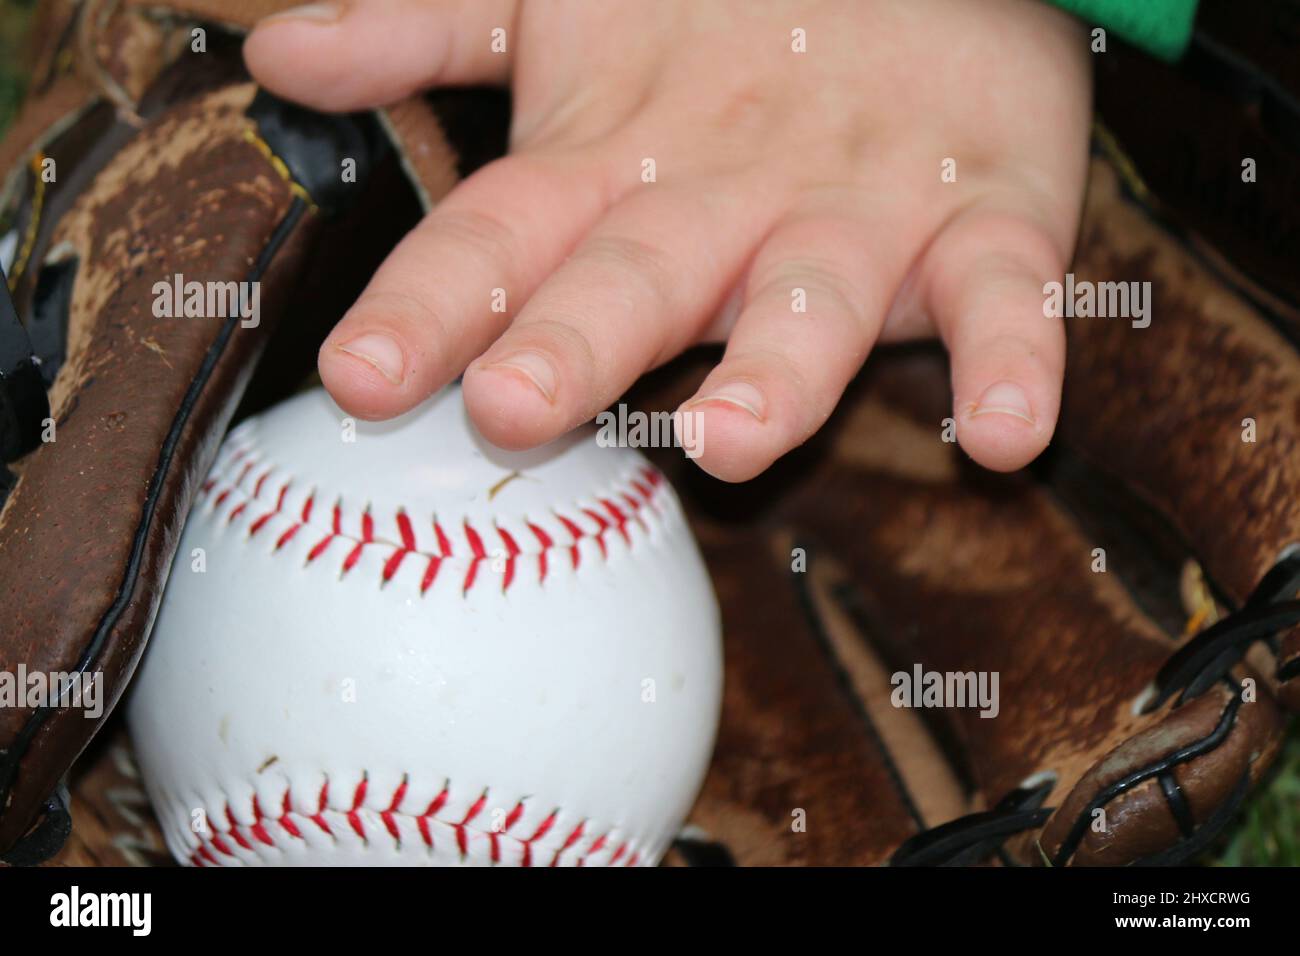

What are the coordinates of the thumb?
(245, 0, 518, 111)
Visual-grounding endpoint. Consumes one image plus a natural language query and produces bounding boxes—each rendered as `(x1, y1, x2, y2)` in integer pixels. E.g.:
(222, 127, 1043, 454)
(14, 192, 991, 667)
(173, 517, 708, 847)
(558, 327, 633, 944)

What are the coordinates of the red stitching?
(434, 521, 453, 557)
(251, 797, 274, 846)
(382, 778, 407, 842)
(396, 512, 416, 550)
(249, 483, 288, 537)
(581, 508, 610, 559)
(602, 499, 632, 545)
(278, 792, 300, 839)
(458, 792, 486, 858)
(463, 520, 486, 594)
(186, 775, 647, 867)
(311, 780, 332, 836)
(420, 556, 441, 595)
(528, 522, 552, 585)
(555, 514, 584, 570)
(200, 447, 670, 596)
(498, 526, 520, 592)
(348, 777, 368, 840)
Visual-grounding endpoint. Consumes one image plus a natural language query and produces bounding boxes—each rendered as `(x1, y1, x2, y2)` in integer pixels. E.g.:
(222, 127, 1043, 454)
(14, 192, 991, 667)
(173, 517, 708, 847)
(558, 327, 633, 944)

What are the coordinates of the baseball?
(125, 386, 722, 866)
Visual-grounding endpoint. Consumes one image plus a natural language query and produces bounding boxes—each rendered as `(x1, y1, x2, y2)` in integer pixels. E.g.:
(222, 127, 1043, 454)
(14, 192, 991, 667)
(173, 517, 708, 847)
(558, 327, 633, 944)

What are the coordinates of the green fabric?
(1048, 0, 1198, 61)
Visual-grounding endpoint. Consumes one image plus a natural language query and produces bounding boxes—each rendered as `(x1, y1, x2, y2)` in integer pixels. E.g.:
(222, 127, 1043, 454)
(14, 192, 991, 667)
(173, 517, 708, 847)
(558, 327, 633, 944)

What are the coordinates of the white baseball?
(126, 386, 722, 866)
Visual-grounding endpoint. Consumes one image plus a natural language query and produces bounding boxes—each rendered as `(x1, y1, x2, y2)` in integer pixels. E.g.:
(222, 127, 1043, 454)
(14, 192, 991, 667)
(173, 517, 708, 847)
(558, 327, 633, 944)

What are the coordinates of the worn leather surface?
(778, 361, 1282, 865)
(42, 722, 171, 868)
(119, 0, 460, 210)
(0, 2, 460, 857)
(3, 0, 1293, 868)
(0, 79, 315, 852)
(629, 343, 1285, 867)
(1, 2, 456, 216)
(640, 56, 1300, 858)
(662, 525, 965, 866)
(1061, 159, 1300, 612)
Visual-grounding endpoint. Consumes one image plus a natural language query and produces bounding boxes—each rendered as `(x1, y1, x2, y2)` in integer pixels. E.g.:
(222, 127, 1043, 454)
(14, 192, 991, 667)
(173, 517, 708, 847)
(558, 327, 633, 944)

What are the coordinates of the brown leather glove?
(1058, 157, 1300, 715)
(632, 339, 1284, 868)
(652, 9, 1300, 867)
(1069, 2, 1300, 718)
(6, 0, 1296, 870)
(0, 0, 462, 863)
(789, 355, 1283, 866)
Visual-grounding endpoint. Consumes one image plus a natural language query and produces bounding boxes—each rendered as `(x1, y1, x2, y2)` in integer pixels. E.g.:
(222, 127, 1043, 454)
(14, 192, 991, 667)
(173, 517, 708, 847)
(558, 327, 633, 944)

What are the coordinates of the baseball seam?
(197, 428, 671, 596)
(187, 775, 647, 867)
(174, 419, 674, 867)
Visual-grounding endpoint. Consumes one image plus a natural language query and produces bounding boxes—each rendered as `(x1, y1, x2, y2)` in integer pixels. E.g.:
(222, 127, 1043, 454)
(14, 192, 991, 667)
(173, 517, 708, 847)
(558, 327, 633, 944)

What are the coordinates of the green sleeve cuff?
(1046, 0, 1199, 61)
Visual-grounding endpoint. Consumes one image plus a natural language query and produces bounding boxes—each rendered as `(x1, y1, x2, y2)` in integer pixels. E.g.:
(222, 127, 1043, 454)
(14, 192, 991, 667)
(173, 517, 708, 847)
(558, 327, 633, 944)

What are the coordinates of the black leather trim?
(246, 90, 385, 217)
(0, 200, 307, 863)
(28, 256, 76, 387)
(0, 265, 50, 462)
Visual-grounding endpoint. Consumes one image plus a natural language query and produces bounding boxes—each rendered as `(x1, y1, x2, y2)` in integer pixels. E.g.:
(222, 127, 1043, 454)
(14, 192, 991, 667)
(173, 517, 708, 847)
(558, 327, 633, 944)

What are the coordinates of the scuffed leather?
(0, 1, 460, 857)
(630, 338, 1285, 867)
(0, 79, 315, 853)
(666, 528, 962, 866)
(780, 369, 1282, 866)
(1061, 159, 1300, 713)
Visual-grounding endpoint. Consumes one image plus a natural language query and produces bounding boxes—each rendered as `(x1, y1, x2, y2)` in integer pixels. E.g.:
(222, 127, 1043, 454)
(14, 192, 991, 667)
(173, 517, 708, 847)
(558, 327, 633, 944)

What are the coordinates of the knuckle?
(426, 205, 520, 265)
(573, 234, 678, 308)
(522, 318, 598, 370)
(751, 257, 865, 328)
(959, 211, 1067, 279)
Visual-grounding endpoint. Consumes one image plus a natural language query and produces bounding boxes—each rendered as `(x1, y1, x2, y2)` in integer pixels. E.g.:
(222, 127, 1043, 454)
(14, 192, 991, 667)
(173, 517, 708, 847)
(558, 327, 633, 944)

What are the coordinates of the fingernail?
(482, 350, 558, 403)
(969, 381, 1035, 425)
(688, 381, 765, 420)
(336, 333, 405, 385)
(261, 2, 343, 25)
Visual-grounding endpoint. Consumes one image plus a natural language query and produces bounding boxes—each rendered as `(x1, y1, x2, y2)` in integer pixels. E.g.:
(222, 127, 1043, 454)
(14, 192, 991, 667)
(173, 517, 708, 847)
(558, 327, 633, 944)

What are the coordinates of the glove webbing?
(890, 685, 1252, 867)
(890, 550, 1300, 866)
(1151, 550, 1300, 709)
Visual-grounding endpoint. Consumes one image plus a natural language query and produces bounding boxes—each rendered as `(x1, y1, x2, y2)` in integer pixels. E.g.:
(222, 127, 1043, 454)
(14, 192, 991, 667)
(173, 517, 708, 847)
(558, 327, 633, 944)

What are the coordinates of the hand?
(246, 0, 1091, 479)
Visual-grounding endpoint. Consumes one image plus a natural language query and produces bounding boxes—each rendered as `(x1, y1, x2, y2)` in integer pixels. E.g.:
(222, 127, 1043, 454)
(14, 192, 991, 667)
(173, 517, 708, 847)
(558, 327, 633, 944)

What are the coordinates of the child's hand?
(246, 0, 1090, 479)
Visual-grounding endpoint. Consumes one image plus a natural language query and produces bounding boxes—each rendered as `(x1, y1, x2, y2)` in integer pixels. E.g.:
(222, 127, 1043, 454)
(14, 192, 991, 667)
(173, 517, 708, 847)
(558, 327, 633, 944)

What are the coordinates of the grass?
(1214, 726, 1300, 866)
(0, 1, 33, 134)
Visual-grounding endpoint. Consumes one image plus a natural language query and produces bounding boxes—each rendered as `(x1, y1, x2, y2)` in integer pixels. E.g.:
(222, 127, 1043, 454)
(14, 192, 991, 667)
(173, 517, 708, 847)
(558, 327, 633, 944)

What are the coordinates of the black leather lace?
(1149, 551, 1300, 711)
(891, 549, 1300, 867)
(891, 780, 1054, 868)
(0, 782, 70, 867)
(0, 263, 50, 467)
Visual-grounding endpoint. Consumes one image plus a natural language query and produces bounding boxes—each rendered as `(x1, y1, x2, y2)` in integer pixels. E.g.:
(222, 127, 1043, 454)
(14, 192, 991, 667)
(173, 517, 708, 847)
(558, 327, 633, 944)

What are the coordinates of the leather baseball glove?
(4, 0, 1298, 868)
(0, 0, 473, 864)
(643, 335, 1285, 867)
(650, 7, 1300, 866)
